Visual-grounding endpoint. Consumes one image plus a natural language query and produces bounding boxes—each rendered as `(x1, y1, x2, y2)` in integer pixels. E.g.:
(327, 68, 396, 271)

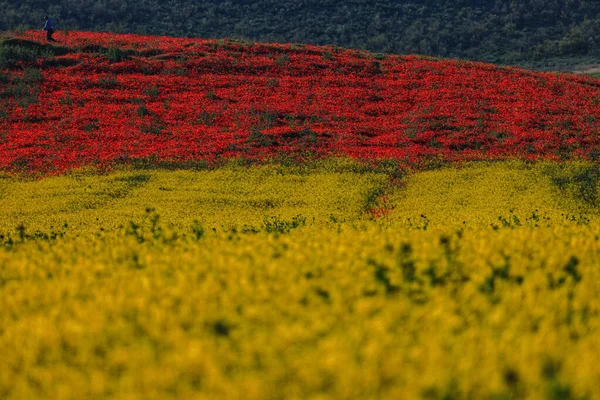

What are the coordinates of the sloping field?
(1, 31, 600, 173)
(1, 32, 600, 399)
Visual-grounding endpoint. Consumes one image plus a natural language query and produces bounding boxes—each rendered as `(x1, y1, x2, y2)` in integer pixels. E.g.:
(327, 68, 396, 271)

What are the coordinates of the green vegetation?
(2, 1, 600, 66)
(0, 37, 71, 68)
(0, 66, 43, 109)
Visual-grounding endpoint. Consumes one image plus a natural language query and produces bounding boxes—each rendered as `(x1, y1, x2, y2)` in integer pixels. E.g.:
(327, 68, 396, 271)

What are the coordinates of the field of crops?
(1, 161, 599, 399)
(1, 31, 600, 399)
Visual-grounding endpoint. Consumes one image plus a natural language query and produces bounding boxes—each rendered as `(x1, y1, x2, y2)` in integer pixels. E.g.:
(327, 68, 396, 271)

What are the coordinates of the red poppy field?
(1, 30, 599, 173)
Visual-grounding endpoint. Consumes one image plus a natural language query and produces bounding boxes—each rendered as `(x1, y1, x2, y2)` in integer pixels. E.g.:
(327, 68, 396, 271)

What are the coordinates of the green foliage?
(2, 2, 600, 65)
(96, 74, 119, 89)
(21, 67, 42, 83)
(0, 37, 72, 68)
(262, 215, 306, 234)
(362, 184, 386, 213)
(140, 119, 166, 135)
(59, 94, 73, 105)
(82, 119, 100, 132)
(191, 220, 205, 240)
(0, 67, 43, 109)
(105, 46, 130, 62)
(281, 128, 318, 144)
(196, 111, 217, 126)
(143, 85, 160, 98)
(247, 127, 277, 147)
(274, 54, 290, 66)
(0, 43, 39, 68)
(136, 104, 151, 117)
(544, 163, 600, 207)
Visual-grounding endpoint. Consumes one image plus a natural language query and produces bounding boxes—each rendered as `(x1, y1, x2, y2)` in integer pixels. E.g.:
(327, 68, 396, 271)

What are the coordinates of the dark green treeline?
(2, 0, 600, 66)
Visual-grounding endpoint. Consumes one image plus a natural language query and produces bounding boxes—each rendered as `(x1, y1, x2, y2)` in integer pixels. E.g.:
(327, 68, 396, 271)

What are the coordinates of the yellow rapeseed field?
(0, 160, 599, 400)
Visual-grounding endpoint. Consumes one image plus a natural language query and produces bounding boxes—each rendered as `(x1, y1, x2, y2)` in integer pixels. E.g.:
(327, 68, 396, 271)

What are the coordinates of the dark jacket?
(43, 18, 55, 31)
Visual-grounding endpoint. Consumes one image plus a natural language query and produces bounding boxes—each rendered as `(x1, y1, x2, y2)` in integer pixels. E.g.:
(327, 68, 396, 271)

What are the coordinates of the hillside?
(1, 31, 599, 173)
(2, 0, 600, 66)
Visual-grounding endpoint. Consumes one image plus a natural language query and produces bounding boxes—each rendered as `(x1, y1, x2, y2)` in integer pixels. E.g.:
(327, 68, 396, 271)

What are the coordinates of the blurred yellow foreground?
(0, 160, 598, 399)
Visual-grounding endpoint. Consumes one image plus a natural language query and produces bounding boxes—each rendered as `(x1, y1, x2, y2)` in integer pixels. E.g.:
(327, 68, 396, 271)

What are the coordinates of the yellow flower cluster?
(0, 160, 388, 233)
(0, 161, 598, 399)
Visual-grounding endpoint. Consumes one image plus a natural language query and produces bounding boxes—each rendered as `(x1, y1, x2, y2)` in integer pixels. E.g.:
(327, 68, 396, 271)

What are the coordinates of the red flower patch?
(1, 31, 599, 173)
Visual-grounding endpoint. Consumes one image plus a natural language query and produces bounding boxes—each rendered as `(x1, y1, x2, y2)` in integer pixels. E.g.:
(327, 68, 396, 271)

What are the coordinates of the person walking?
(43, 16, 56, 42)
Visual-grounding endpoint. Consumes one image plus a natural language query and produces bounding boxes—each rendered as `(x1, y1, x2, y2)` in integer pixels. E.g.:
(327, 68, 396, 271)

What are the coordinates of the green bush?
(22, 67, 43, 83)
(97, 75, 119, 89)
(105, 46, 130, 63)
(0, 38, 72, 69)
(0, 44, 39, 68)
(136, 104, 151, 117)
